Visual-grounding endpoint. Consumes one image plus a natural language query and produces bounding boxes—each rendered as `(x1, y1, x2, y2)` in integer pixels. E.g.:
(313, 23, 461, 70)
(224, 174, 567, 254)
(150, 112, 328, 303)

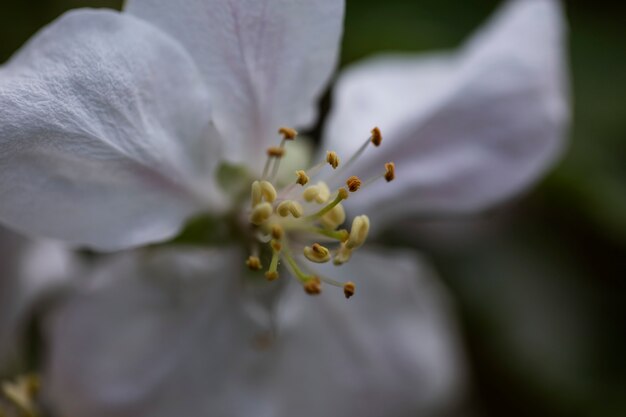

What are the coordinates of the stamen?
(326, 151, 340, 169)
(320, 203, 346, 230)
(260, 180, 277, 202)
(265, 239, 282, 281)
(307, 188, 348, 220)
(251, 180, 262, 207)
(384, 162, 395, 182)
(250, 202, 273, 225)
(302, 182, 331, 204)
(267, 147, 285, 158)
(278, 127, 298, 140)
(246, 256, 263, 271)
(277, 200, 303, 218)
(336, 127, 383, 176)
(371, 127, 383, 147)
(346, 175, 362, 192)
(303, 277, 322, 295)
(303, 243, 331, 263)
(271, 224, 284, 240)
(361, 161, 397, 188)
(346, 215, 370, 250)
(295, 170, 309, 186)
(307, 227, 349, 242)
(283, 252, 312, 284)
(343, 281, 356, 299)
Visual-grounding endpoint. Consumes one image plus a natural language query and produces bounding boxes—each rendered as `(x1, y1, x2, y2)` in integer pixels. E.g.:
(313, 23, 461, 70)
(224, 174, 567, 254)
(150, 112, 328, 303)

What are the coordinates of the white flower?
(0, 0, 568, 416)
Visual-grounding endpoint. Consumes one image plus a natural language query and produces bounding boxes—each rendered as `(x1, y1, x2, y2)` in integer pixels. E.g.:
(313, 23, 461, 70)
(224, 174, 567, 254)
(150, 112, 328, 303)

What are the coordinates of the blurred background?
(1, 1, 623, 416)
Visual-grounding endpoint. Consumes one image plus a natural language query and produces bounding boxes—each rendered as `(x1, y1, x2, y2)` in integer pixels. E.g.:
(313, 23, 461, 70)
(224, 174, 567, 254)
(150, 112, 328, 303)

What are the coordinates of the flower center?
(245, 126, 394, 298)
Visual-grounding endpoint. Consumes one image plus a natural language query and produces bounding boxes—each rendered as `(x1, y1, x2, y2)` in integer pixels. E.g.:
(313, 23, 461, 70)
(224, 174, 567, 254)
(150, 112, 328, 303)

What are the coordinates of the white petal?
(45, 246, 465, 417)
(323, 0, 569, 229)
(0, 9, 222, 251)
(0, 227, 75, 371)
(125, 0, 345, 170)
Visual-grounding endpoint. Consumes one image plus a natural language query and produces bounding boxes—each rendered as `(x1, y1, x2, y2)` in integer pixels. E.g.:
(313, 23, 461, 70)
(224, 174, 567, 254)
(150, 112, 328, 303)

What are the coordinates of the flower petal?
(0, 9, 222, 251)
(45, 247, 465, 417)
(125, 0, 345, 170)
(323, 0, 569, 229)
(0, 227, 75, 372)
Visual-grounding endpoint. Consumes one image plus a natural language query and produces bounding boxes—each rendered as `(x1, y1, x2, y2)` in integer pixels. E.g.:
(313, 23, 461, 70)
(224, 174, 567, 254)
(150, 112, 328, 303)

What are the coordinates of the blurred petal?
(323, 0, 569, 229)
(125, 0, 345, 170)
(0, 9, 222, 251)
(46, 247, 465, 417)
(0, 227, 75, 372)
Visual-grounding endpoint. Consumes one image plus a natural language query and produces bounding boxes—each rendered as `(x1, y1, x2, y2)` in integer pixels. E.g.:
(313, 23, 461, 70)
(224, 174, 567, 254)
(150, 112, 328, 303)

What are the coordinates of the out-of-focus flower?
(46, 246, 466, 417)
(0, 0, 568, 416)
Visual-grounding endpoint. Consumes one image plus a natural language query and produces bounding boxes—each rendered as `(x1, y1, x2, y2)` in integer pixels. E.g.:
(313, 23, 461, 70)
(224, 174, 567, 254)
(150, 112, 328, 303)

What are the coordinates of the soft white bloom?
(0, 0, 568, 416)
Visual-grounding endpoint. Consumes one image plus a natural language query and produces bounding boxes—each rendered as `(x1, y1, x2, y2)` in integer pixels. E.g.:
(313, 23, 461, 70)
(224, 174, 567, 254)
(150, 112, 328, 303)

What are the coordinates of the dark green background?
(1, 1, 623, 416)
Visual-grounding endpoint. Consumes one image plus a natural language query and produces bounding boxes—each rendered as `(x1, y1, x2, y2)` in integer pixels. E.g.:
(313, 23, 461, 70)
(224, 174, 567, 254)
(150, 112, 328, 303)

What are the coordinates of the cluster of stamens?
(246, 126, 394, 298)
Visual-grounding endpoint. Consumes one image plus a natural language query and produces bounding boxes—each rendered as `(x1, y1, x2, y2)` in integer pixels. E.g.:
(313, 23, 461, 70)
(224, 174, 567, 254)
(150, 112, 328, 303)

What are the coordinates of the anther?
(278, 127, 298, 140)
(246, 256, 263, 271)
(346, 176, 362, 192)
(371, 127, 382, 147)
(265, 271, 279, 281)
(270, 239, 282, 252)
(326, 151, 340, 169)
(260, 180, 277, 202)
(277, 200, 303, 218)
(344, 281, 356, 299)
(271, 224, 284, 240)
(304, 277, 322, 295)
(384, 162, 395, 182)
(320, 203, 346, 230)
(267, 146, 285, 157)
(303, 182, 330, 204)
(346, 215, 370, 250)
(250, 202, 273, 225)
(251, 180, 262, 207)
(303, 243, 331, 263)
(295, 170, 309, 186)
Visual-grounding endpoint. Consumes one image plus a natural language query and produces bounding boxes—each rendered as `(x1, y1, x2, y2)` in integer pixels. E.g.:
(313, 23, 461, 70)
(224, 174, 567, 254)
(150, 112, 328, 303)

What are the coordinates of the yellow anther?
(303, 243, 331, 263)
(277, 200, 303, 218)
(267, 146, 285, 157)
(344, 281, 356, 299)
(271, 224, 284, 240)
(326, 151, 340, 169)
(346, 175, 362, 192)
(251, 180, 262, 207)
(333, 243, 352, 265)
(278, 127, 298, 140)
(320, 203, 346, 230)
(303, 182, 330, 204)
(304, 277, 322, 295)
(245, 256, 263, 271)
(384, 162, 395, 182)
(265, 271, 279, 281)
(295, 170, 309, 186)
(259, 180, 277, 203)
(337, 187, 349, 200)
(250, 202, 273, 225)
(371, 127, 382, 147)
(270, 239, 282, 252)
(346, 215, 370, 250)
